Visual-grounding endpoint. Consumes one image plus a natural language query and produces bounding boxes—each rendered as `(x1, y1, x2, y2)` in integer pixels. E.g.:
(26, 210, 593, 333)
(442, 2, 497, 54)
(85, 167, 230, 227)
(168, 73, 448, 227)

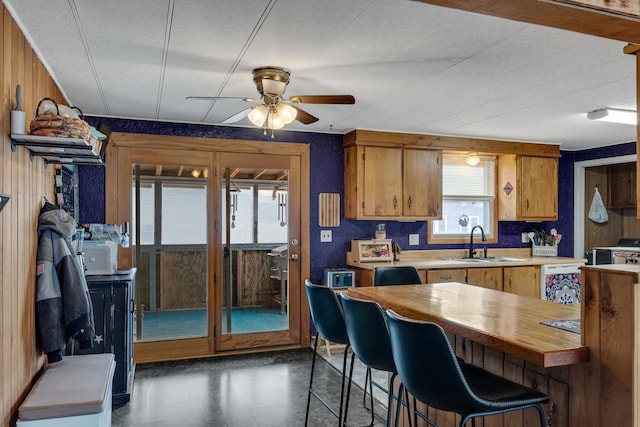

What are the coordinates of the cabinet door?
(504, 266, 539, 298)
(403, 149, 442, 218)
(518, 156, 557, 219)
(363, 146, 403, 216)
(426, 269, 466, 284)
(67, 287, 109, 355)
(608, 162, 636, 209)
(467, 267, 503, 291)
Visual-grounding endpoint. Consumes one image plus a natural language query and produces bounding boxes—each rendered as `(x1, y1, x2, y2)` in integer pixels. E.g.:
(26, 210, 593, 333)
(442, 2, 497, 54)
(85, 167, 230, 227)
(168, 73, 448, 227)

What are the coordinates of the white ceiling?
(3, 0, 637, 150)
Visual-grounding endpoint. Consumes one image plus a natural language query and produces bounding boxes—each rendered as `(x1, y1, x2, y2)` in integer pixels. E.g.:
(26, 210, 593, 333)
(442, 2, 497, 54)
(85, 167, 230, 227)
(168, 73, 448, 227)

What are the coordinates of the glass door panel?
(217, 153, 301, 351)
(221, 172, 289, 333)
(131, 163, 209, 342)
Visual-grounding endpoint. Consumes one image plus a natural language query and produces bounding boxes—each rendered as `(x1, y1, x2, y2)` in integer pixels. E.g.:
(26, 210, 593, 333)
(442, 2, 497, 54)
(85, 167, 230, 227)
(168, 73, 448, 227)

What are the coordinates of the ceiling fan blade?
(291, 105, 319, 124)
(287, 95, 355, 105)
(222, 108, 251, 124)
(186, 96, 259, 102)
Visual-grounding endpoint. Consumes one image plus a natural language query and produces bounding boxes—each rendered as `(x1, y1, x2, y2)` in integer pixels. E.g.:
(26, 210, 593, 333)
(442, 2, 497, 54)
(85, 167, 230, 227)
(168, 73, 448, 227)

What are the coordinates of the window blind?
(443, 154, 496, 197)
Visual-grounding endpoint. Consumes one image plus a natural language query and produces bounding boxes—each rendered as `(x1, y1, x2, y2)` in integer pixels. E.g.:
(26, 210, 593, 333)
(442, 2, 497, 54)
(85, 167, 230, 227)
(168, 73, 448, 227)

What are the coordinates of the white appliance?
(589, 238, 640, 265)
(540, 264, 583, 304)
(322, 268, 355, 288)
(591, 247, 640, 265)
(83, 240, 118, 276)
(82, 223, 129, 276)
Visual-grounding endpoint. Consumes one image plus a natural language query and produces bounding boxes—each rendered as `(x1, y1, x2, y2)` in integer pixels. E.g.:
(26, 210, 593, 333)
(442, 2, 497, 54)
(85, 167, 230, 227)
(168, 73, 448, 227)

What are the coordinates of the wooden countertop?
(348, 283, 588, 368)
(347, 255, 586, 270)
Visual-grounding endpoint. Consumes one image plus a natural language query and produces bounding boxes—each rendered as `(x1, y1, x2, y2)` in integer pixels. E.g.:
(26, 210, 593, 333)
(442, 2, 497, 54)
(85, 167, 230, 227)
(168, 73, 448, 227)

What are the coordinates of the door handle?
(290, 253, 299, 261)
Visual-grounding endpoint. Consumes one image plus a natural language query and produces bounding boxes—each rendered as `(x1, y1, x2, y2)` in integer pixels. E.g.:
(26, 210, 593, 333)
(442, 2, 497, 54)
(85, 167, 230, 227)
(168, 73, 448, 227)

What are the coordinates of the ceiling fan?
(187, 66, 355, 130)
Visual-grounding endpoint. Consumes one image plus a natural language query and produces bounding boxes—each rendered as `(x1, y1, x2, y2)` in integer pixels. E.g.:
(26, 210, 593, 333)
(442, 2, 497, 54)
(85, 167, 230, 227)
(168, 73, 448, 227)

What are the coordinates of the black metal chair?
(304, 280, 351, 427)
(385, 310, 550, 427)
(373, 266, 422, 286)
(339, 293, 419, 427)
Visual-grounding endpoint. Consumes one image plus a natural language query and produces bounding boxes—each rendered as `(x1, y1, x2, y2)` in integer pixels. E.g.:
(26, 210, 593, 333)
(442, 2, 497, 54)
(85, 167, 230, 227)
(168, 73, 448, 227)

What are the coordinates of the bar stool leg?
(304, 333, 320, 427)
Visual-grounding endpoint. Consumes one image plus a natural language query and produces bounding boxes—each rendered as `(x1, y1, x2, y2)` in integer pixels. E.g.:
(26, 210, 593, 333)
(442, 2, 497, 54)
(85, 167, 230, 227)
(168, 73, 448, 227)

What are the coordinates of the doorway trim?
(573, 153, 636, 258)
(105, 132, 311, 362)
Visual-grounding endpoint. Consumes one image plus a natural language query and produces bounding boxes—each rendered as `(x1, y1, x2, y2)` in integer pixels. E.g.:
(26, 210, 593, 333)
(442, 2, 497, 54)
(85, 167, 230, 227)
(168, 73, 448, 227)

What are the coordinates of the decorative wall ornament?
(502, 181, 514, 197)
(318, 193, 340, 227)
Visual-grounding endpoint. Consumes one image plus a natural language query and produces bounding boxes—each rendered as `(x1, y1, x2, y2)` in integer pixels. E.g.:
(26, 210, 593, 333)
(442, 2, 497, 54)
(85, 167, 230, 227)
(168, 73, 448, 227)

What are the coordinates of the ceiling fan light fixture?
(587, 108, 637, 125)
(248, 105, 268, 127)
(276, 103, 297, 124)
(267, 111, 285, 130)
(261, 79, 287, 97)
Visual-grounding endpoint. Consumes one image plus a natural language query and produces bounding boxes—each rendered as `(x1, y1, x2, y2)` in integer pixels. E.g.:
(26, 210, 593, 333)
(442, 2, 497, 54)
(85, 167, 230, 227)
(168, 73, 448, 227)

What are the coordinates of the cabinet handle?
(526, 199, 530, 211)
(393, 195, 397, 208)
(408, 196, 412, 209)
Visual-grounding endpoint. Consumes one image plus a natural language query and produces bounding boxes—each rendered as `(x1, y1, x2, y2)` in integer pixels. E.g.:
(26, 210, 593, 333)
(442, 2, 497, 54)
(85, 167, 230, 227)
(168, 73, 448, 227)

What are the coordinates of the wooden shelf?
(11, 134, 103, 165)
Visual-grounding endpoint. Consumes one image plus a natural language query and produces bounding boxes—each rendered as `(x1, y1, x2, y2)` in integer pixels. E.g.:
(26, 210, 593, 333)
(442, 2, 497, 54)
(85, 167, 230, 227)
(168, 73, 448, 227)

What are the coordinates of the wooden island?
(348, 267, 640, 427)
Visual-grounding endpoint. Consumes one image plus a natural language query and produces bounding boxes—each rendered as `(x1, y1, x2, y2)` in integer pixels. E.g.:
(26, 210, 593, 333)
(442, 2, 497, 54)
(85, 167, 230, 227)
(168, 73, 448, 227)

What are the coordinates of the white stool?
(17, 354, 116, 427)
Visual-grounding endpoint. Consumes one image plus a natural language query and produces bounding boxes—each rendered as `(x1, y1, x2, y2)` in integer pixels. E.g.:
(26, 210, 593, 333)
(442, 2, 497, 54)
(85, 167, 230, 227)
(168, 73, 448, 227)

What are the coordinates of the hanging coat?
(36, 202, 94, 363)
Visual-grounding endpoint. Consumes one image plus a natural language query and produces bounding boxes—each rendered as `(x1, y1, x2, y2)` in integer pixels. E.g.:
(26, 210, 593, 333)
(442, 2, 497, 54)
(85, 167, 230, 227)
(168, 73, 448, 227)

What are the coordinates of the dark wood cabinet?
(67, 269, 136, 404)
(608, 162, 636, 209)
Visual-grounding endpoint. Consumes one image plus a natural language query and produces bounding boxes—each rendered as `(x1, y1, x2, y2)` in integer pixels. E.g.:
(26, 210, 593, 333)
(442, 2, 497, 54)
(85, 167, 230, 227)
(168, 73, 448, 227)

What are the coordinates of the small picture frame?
(351, 239, 393, 263)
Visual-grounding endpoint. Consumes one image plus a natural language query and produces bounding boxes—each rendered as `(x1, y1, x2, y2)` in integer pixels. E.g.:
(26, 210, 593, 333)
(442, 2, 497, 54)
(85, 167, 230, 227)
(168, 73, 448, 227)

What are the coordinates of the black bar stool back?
(373, 266, 422, 286)
(386, 310, 550, 427)
(304, 280, 351, 427)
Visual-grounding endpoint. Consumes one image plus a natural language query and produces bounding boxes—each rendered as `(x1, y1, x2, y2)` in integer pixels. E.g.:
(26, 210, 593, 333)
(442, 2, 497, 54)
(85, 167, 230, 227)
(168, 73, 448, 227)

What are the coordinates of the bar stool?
(304, 280, 351, 427)
(339, 293, 419, 427)
(367, 265, 422, 416)
(386, 310, 550, 427)
(373, 266, 422, 286)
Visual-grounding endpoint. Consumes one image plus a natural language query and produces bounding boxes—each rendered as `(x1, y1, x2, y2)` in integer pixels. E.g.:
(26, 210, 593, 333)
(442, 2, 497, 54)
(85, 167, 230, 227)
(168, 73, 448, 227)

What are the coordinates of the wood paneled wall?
(584, 165, 640, 251)
(0, 6, 66, 426)
(584, 166, 623, 249)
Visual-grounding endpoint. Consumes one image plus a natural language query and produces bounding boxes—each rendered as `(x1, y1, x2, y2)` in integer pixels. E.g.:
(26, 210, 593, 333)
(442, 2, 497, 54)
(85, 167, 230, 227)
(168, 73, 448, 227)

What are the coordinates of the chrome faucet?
(468, 225, 486, 258)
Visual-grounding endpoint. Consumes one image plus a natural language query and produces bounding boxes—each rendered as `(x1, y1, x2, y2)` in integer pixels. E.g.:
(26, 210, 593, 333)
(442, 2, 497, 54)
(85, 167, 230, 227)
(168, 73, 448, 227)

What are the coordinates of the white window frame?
(428, 154, 498, 244)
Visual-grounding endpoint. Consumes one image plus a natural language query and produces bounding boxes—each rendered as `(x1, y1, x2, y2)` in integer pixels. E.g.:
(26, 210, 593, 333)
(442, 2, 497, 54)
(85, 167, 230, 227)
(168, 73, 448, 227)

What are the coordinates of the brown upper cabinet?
(607, 162, 636, 209)
(343, 129, 560, 222)
(344, 144, 442, 220)
(498, 155, 558, 221)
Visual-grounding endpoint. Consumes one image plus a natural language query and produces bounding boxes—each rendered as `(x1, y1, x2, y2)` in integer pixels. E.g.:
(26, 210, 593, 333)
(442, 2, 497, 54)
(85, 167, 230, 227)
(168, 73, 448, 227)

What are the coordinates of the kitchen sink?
(445, 257, 525, 263)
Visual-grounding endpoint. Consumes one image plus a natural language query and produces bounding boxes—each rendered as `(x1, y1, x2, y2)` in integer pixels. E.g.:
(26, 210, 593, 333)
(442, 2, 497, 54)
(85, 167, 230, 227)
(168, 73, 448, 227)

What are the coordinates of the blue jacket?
(36, 202, 94, 363)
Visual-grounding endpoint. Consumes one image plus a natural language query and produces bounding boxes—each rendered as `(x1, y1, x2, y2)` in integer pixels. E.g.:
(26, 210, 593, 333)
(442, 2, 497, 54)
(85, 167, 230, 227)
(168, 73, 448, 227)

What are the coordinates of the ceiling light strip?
(587, 108, 637, 125)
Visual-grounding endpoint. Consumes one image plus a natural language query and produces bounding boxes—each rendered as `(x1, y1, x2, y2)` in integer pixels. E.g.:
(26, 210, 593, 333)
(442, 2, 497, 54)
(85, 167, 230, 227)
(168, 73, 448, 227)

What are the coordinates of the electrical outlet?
(521, 232, 530, 243)
(320, 230, 332, 242)
(409, 233, 419, 245)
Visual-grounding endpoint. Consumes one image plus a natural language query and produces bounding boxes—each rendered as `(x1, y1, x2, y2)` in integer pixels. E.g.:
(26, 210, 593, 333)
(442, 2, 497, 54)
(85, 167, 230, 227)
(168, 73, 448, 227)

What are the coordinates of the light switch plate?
(320, 230, 332, 242)
(521, 232, 529, 243)
(409, 233, 419, 245)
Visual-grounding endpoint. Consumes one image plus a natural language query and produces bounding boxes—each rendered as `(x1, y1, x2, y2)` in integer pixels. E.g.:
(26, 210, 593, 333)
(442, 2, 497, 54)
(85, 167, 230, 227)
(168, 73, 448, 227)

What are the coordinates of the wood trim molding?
(623, 44, 640, 55)
(344, 129, 561, 157)
(110, 132, 308, 155)
(413, 0, 640, 44)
